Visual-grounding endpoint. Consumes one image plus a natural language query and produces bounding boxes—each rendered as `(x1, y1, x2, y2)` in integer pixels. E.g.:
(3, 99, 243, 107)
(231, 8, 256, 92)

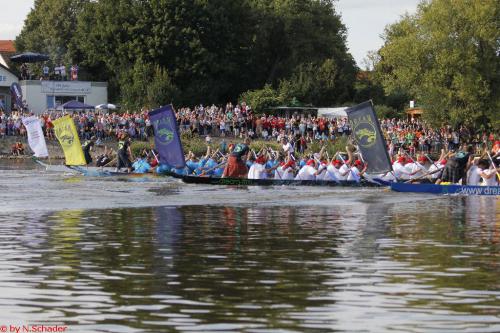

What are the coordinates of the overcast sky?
(0, 0, 420, 67)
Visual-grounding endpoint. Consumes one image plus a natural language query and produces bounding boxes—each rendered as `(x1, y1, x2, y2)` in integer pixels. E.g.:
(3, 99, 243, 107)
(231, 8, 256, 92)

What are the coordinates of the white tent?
(317, 107, 348, 118)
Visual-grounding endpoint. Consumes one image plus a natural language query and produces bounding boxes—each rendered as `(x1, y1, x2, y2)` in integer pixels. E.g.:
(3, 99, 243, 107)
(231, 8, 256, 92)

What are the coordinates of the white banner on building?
(22, 116, 49, 157)
(41, 81, 91, 94)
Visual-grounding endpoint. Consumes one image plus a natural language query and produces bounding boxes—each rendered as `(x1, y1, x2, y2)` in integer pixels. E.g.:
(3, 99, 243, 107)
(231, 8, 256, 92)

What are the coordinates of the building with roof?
(0, 40, 108, 114)
(0, 64, 19, 112)
(0, 40, 16, 69)
(21, 80, 108, 114)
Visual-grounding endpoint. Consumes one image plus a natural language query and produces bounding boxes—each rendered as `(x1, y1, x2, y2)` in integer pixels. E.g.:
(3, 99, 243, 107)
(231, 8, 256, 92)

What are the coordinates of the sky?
(0, 0, 421, 67)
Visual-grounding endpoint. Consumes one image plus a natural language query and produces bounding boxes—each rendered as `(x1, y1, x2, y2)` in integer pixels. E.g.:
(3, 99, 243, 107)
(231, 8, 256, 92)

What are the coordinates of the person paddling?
(222, 137, 251, 178)
(116, 132, 133, 173)
(82, 136, 96, 165)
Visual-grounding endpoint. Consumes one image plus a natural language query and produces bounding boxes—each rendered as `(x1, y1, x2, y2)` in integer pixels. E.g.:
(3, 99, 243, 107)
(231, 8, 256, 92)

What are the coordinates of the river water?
(0, 160, 499, 332)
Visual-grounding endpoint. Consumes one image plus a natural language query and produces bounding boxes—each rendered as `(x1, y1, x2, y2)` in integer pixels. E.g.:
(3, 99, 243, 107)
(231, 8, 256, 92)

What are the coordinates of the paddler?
(437, 146, 472, 184)
(324, 159, 342, 182)
(132, 152, 151, 173)
(248, 155, 268, 179)
(96, 146, 113, 167)
(116, 133, 133, 173)
(407, 155, 429, 180)
(82, 136, 96, 165)
(295, 159, 317, 180)
(477, 159, 500, 186)
(466, 157, 481, 186)
(222, 137, 251, 178)
(274, 158, 296, 180)
(347, 159, 367, 182)
(392, 156, 415, 180)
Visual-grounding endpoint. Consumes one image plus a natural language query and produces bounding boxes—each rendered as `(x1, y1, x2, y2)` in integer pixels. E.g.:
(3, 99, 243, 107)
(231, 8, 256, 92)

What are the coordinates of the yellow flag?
(53, 115, 86, 165)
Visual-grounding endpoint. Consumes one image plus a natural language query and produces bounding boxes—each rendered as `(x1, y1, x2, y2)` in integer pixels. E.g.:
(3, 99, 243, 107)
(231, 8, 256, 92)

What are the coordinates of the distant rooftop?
(0, 40, 16, 53)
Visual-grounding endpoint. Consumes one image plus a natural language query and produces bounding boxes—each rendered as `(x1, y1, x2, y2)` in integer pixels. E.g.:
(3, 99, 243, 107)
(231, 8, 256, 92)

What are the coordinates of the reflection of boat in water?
(164, 171, 383, 188)
(391, 182, 500, 196)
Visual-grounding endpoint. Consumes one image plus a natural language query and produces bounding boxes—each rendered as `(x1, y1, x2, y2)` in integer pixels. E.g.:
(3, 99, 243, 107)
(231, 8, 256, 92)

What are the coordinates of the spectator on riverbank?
(0, 105, 497, 155)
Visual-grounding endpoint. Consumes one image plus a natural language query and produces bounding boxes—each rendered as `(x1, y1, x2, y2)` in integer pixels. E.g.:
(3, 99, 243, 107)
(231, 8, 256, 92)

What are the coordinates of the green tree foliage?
(240, 84, 282, 113)
(373, 104, 401, 119)
(16, 0, 357, 109)
(120, 61, 179, 110)
(375, 0, 500, 128)
(15, 0, 87, 63)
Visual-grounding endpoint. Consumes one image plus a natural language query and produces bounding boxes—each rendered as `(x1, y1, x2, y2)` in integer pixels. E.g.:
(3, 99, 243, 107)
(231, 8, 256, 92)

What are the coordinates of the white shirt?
(347, 166, 361, 182)
(480, 168, 498, 186)
(295, 165, 316, 181)
(248, 163, 267, 179)
(466, 165, 481, 186)
(324, 165, 340, 182)
(409, 162, 428, 179)
(393, 162, 411, 180)
(428, 163, 445, 179)
(274, 164, 295, 180)
(282, 142, 294, 154)
(337, 164, 350, 180)
(315, 163, 328, 181)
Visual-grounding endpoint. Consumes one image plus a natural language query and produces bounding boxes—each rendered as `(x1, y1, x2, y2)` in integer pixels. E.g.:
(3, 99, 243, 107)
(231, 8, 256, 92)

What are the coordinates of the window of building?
(53, 95, 85, 108)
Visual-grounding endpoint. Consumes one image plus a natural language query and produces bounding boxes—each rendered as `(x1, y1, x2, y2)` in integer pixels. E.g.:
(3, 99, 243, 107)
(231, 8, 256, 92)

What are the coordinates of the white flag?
(22, 116, 49, 158)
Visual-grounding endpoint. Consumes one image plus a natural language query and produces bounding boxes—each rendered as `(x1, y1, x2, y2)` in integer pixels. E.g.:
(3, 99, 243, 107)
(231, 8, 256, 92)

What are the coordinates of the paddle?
(151, 150, 159, 164)
(199, 160, 227, 177)
(486, 152, 500, 181)
(404, 167, 443, 183)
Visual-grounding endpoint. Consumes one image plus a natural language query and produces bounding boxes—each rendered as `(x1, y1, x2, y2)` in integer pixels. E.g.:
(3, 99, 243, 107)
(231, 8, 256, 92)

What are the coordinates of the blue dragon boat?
(391, 182, 500, 196)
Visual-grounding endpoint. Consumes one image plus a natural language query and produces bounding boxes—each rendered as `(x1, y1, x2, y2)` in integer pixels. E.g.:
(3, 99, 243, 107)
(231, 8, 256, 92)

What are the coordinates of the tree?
(239, 84, 282, 113)
(120, 61, 179, 110)
(375, 0, 500, 128)
(15, 0, 88, 74)
(16, 0, 357, 109)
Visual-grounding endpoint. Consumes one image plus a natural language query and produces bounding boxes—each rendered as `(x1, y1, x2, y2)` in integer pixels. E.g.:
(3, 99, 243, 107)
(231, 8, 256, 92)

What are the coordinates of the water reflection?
(0, 200, 499, 332)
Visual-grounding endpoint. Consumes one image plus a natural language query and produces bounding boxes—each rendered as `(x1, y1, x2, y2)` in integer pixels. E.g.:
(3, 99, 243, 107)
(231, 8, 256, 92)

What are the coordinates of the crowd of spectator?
(0, 102, 497, 155)
(177, 103, 351, 143)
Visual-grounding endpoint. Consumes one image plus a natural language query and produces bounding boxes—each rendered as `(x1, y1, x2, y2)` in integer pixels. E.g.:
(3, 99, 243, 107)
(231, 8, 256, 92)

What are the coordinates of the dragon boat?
(391, 182, 500, 196)
(164, 171, 383, 187)
(34, 158, 138, 177)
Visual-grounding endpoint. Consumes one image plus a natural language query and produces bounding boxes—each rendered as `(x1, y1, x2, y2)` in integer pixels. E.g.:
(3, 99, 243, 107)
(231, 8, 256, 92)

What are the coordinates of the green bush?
(250, 140, 282, 154)
(131, 140, 154, 157)
(239, 84, 282, 114)
(182, 136, 208, 156)
(303, 136, 349, 159)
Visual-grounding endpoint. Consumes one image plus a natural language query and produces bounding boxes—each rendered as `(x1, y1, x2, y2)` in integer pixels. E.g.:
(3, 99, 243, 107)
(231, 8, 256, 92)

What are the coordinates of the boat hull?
(164, 172, 381, 187)
(391, 182, 500, 196)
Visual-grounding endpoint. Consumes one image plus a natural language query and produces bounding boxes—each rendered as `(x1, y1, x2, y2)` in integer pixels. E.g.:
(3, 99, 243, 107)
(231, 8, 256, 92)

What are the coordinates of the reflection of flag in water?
(53, 115, 86, 165)
(149, 105, 185, 168)
(346, 101, 392, 174)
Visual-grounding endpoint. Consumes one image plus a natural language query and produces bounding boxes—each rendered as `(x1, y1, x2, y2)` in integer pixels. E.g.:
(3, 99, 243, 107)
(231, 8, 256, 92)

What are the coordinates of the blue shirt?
(156, 163, 171, 174)
(133, 159, 151, 173)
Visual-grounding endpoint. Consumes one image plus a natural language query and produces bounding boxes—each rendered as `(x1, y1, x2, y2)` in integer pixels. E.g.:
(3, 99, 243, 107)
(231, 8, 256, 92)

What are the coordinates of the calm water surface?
(0, 160, 499, 332)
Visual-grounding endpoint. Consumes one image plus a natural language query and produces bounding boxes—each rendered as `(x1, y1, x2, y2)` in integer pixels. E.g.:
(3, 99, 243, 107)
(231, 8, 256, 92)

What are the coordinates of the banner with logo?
(149, 105, 185, 168)
(53, 116, 86, 165)
(346, 101, 392, 174)
(22, 116, 49, 158)
(10, 82, 23, 110)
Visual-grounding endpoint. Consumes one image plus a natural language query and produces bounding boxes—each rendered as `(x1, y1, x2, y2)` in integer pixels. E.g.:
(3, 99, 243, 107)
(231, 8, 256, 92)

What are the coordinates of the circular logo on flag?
(59, 132, 74, 147)
(157, 127, 174, 145)
(354, 122, 377, 148)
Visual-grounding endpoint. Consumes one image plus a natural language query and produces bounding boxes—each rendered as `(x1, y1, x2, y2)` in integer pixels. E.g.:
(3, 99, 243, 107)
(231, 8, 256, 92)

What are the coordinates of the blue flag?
(346, 101, 392, 174)
(149, 105, 186, 168)
(10, 82, 24, 110)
